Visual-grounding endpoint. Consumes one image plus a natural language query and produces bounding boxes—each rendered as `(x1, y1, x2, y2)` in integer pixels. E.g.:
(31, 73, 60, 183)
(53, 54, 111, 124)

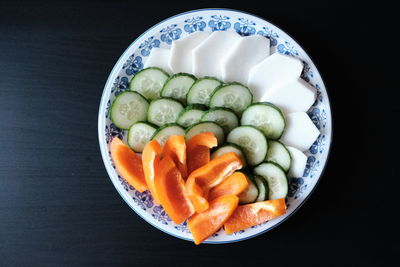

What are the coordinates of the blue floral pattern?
(208, 15, 231, 31)
(152, 205, 172, 225)
(184, 17, 206, 33)
(277, 41, 299, 56)
(257, 26, 279, 46)
(100, 11, 331, 242)
(139, 37, 160, 56)
(234, 18, 256, 36)
(105, 123, 124, 144)
(133, 191, 154, 211)
(160, 24, 182, 45)
(122, 54, 143, 76)
(304, 156, 320, 178)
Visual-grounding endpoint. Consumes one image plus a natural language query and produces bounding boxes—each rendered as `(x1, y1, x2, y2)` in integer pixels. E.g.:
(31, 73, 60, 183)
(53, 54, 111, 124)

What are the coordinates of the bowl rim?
(98, 8, 333, 244)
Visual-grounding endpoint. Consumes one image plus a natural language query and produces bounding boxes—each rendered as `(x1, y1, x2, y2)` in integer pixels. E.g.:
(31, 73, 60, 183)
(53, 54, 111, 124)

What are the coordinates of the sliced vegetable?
(188, 194, 239, 245)
(254, 175, 268, 202)
(151, 123, 185, 146)
(161, 73, 196, 104)
(238, 177, 259, 204)
(209, 83, 253, 115)
(127, 122, 157, 152)
(208, 172, 248, 201)
(163, 135, 187, 179)
(227, 126, 268, 166)
(110, 91, 149, 130)
(130, 67, 169, 100)
(143, 48, 172, 74)
(142, 139, 163, 203)
(224, 198, 286, 234)
(185, 152, 243, 213)
(186, 132, 218, 174)
(110, 137, 147, 192)
(265, 140, 291, 172)
(186, 77, 222, 106)
(176, 104, 206, 128)
(185, 121, 225, 145)
(241, 103, 286, 139)
(254, 162, 288, 200)
(154, 155, 194, 224)
(200, 107, 239, 133)
(211, 143, 247, 167)
(286, 146, 307, 178)
(147, 98, 184, 127)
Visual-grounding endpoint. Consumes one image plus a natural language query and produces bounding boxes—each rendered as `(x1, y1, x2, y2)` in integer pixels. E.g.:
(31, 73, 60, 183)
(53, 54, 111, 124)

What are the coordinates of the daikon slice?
(144, 48, 172, 74)
(286, 146, 307, 178)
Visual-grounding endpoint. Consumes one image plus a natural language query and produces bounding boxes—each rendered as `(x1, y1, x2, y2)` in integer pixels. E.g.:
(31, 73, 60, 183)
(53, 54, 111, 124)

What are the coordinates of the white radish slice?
(261, 77, 317, 113)
(143, 48, 172, 74)
(169, 31, 210, 73)
(192, 31, 241, 80)
(280, 112, 320, 152)
(247, 53, 304, 100)
(286, 146, 307, 178)
(220, 35, 270, 85)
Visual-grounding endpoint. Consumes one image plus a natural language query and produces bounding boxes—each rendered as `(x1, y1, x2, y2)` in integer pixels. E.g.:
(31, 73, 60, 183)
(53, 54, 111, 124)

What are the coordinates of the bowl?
(98, 8, 332, 244)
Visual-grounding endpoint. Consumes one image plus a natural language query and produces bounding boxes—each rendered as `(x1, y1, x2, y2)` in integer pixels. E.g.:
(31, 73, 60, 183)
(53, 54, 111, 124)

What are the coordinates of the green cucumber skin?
(266, 140, 292, 172)
(186, 76, 222, 106)
(160, 73, 197, 104)
(129, 67, 170, 100)
(209, 82, 253, 115)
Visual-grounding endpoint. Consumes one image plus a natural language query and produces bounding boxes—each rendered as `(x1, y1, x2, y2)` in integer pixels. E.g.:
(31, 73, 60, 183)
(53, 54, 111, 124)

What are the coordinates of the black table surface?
(0, 1, 397, 266)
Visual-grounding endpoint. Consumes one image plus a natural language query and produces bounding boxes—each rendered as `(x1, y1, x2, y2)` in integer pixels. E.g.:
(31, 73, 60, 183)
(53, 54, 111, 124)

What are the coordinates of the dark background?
(0, 0, 397, 266)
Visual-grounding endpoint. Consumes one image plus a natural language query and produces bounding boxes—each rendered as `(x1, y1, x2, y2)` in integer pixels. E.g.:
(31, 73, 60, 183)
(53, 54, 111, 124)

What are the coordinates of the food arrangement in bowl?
(98, 9, 332, 244)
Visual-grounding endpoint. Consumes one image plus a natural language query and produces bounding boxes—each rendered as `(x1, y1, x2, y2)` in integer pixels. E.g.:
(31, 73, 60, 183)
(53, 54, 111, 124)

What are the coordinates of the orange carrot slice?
(110, 137, 147, 192)
(163, 135, 187, 179)
(186, 152, 243, 213)
(154, 155, 194, 224)
(186, 132, 218, 173)
(224, 199, 287, 234)
(142, 139, 163, 203)
(188, 194, 239, 245)
(208, 172, 248, 201)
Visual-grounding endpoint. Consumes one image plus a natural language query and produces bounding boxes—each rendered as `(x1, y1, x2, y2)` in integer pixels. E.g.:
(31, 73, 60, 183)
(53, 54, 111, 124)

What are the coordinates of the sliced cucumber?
(161, 73, 196, 104)
(201, 107, 239, 133)
(151, 123, 185, 146)
(176, 104, 206, 128)
(265, 140, 292, 172)
(254, 162, 288, 200)
(254, 175, 269, 202)
(127, 122, 157, 152)
(241, 102, 286, 139)
(238, 176, 258, 204)
(147, 98, 184, 127)
(185, 121, 225, 144)
(130, 67, 169, 100)
(211, 143, 246, 166)
(227, 126, 268, 166)
(110, 91, 149, 130)
(186, 77, 222, 106)
(209, 82, 253, 115)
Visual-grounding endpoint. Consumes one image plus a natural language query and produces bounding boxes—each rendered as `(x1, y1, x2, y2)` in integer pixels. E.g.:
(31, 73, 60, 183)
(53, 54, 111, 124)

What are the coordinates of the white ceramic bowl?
(98, 8, 332, 244)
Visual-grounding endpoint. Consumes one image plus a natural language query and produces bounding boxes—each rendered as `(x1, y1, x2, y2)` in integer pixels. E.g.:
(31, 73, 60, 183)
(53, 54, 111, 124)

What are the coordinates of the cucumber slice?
(211, 143, 246, 166)
(185, 121, 225, 144)
(227, 126, 268, 166)
(176, 105, 206, 128)
(238, 176, 258, 204)
(127, 122, 157, 152)
(161, 73, 196, 104)
(150, 123, 185, 146)
(209, 82, 253, 115)
(254, 175, 269, 202)
(265, 140, 292, 172)
(254, 162, 288, 200)
(186, 77, 222, 106)
(130, 67, 169, 100)
(110, 91, 149, 130)
(147, 98, 184, 127)
(201, 107, 239, 133)
(241, 103, 286, 139)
